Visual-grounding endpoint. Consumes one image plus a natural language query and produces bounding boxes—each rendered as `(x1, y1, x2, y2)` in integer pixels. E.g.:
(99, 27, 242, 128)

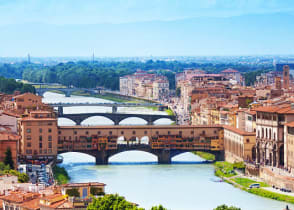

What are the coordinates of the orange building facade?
(18, 110, 58, 161)
(0, 132, 19, 168)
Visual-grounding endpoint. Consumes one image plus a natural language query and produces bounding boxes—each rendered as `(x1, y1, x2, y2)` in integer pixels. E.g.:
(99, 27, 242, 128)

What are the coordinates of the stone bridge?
(35, 87, 102, 97)
(58, 144, 224, 164)
(59, 112, 176, 125)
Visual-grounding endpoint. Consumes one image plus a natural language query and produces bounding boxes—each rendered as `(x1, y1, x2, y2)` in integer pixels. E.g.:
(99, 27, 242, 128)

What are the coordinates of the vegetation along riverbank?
(53, 165, 70, 184)
(214, 161, 294, 204)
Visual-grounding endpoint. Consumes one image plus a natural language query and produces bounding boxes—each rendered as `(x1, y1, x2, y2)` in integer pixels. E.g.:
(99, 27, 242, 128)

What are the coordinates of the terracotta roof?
(285, 121, 294, 127)
(13, 93, 41, 99)
(0, 192, 39, 203)
(255, 104, 294, 114)
(2, 111, 20, 118)
(0, 132, 20, 141)
(20, 117, 57, 122)
(223, 125, 255, 136)
(20, 198, 40, 210)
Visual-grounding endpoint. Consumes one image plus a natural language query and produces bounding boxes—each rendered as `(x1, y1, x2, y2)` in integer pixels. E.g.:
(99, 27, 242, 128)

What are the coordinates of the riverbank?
(193, 151, 215, 161)
(214, 161, 294, 204)
(52, 165, 70, 184)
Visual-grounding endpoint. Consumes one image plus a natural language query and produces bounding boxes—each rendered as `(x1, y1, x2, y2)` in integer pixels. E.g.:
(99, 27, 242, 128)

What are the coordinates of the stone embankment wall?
(259, 167, 294, 191)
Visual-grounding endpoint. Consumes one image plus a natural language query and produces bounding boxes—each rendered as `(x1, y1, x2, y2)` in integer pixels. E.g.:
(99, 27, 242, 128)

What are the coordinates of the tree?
(214, 204, 241, 210)
(150, 205, 167, 210)
(18, 173, 29, 183)
(4, 148, 14, 169)
(0, 162, 10, 171)
(87, 194, 144, 210)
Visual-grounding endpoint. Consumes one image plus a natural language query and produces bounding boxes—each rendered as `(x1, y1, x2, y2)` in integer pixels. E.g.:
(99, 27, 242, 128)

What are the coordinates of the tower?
(275, 76, 282, 90)
(283, 65, 290, 89)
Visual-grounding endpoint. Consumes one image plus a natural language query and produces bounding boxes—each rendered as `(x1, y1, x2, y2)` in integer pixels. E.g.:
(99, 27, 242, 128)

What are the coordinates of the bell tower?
(283, 65, 290, 89)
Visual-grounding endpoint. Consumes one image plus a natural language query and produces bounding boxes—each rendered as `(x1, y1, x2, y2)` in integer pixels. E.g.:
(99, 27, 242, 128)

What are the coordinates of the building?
(221, 68, 242, 85)
(61, 182, 105, 198)
(119, 70, 169, 101)
(224, 125, 256, 163)
(18, 111, 58, 161)
(283, 65, 290, 89)
(0, 132, 19, 168)
(13, 93, 43, 112)
(254, 104, 294, 167)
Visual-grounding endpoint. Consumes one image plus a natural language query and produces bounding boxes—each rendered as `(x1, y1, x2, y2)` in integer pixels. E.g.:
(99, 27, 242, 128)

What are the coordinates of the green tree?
(18, 173, 29, 183)
(150, 205, 167, 210)
(214, 204, 241, 210)
(87, 194, 144, 210)
(0, 162, 10, 171)
(4, 148, 14, 169)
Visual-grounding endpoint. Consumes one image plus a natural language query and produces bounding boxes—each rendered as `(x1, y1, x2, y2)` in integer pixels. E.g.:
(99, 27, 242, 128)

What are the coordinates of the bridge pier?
(147, 120, 154, 125)
(157, 150, 171, 164)
(65, 91, 71, 97)
(112, 106, 118, 113)
(58, 107, 64, 116)
(214, 151, 225, 161)
(95, 151, 109, 165)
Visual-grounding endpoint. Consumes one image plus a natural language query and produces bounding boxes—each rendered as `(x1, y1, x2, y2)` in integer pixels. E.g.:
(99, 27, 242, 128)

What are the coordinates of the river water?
(43, 92, 294, 210)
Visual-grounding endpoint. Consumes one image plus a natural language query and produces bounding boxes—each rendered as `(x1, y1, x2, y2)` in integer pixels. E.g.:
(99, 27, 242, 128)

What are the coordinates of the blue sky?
(0, 0, 294, 57)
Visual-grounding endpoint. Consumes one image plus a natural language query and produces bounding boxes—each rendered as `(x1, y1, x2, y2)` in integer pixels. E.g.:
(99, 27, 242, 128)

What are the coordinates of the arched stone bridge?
(35, 87, 102, 97)
(58, 144, 224, 164)
(59, 112, 176, 125)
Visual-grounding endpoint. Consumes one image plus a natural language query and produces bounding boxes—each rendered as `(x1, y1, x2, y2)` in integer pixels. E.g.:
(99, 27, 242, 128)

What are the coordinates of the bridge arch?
(118, 117, 148, 125)
(80, 116, 115, 126)
(153, 118, 175, 125)
(57, 151, 96, 163)
(58, 117, 77, 126)
(108, 150, 158, 163)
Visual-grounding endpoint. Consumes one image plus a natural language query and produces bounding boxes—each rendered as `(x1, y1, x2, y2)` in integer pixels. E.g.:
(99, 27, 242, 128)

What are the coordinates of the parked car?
(249, 183, 260, 189)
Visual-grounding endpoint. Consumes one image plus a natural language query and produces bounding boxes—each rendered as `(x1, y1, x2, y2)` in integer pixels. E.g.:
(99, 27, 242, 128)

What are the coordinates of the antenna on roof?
(92, 52, 95, 64)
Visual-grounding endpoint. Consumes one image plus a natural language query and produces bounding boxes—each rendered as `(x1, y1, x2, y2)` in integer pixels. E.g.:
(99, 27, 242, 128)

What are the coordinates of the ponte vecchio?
(57, 125, 224, 164)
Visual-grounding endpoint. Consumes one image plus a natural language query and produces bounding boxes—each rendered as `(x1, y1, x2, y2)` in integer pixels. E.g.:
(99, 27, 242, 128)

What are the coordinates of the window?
(248, 116, 252, 121)
(43, 149, 47, 154)
(202, 130, 206, 135)
(39, 136, 42, 141)
(26, 128, 31, 133)
(109, 131, 112, 135)
(132, 131, 136, 135)
(86, 131, 89, 135)
(48, 128, 52, 133)
(48, 135, 52, 141)
(39, 128, 42, 133)
(48, 149, 52, 153)
(168, 131, 171, 135)
(144, 131, 147, 135)
(74, 131, 77, 135)
(246, 139, 250, 143)
(39, 143, 43, 148)
(191, 131, 194, 135)
(156, 131, 159, 135)
(26, 135, 31, 140)
(121, 131, 124, 135)
(58, 131, 61, 134)
(27, 142, 31, 147)
(48, 122, 53, 126)
(48, 142, 52, 148)
(98, 131, 101, 135)
(179, 131, 182, 136)
(26, 150, 32, 154)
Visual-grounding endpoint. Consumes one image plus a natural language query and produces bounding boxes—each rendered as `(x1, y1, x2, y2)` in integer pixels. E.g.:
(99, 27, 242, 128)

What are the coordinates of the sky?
(0, 0, 294, 57)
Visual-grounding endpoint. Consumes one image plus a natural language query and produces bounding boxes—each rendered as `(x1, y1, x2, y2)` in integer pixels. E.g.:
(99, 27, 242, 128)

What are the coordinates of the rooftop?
(223, 125, 255, 136)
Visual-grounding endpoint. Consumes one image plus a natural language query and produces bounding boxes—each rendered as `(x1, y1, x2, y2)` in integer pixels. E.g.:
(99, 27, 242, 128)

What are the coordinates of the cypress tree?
(4, 148, 14, 169)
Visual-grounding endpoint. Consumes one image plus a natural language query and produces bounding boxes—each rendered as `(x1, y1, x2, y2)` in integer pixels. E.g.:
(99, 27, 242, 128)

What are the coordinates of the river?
(43, 92, 294, 210)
